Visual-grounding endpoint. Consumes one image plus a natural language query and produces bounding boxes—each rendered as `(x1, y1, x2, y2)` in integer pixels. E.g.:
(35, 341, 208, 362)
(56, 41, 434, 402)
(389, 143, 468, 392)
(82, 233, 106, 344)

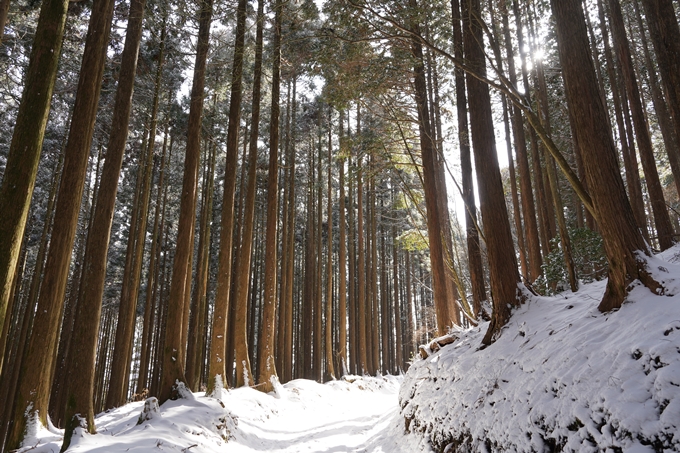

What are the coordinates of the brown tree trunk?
(12, 0, 115, 447)
(410, 0, 453, 336)
(337, 111, 348, 376)
(325, 107, 336, 380)
(551, 0, 660, 312)
(641, 0, 680, 183)
(608, 0, 674, 250)
(257, 0, 282, 392)
(631, 0, 680, 200)
(0, 0, 9, 44)
(107, 18, 166, 410)
(0, 0, 70, 359)
(137, 126, 171, 395)
(206, 0, 247, 394)
(596, 0, 647, 238)
(159, 0, 213, 403)
(8, 0, 115, 447)
(453, 0, 487, 312)
(463, 0, 522, 345)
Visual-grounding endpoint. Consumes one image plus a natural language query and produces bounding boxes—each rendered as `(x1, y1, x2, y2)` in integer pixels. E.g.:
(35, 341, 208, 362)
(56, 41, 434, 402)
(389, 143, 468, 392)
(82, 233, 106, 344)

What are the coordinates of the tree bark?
(463, 0, 522, 345)
(9, 0, 116, 446)
(551, 0, 660, 312)
(159, 0, 213, 403)
(640, 0, 680, 184)
(0, 0, 70, 361)
(608, 0, 674, 250)
(257, 0, 282, 392)
(409, 0, 453, 336)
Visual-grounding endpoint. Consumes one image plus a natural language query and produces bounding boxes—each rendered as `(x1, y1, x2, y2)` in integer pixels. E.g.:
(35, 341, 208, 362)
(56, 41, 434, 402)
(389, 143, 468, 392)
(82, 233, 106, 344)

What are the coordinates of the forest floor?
(19, 247, 680, 452)
(20, 374, 429, 452)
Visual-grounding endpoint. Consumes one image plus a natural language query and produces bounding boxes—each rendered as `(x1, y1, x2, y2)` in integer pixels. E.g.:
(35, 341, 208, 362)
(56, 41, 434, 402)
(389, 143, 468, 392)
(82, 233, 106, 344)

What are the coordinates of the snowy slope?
(400, 248, 680, 452)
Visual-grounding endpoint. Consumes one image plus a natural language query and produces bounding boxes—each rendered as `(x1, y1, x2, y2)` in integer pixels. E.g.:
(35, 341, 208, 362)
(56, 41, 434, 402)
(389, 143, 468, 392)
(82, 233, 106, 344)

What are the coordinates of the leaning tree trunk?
(0, 0, 70, 364)
(9, 0, 116, 448)
(551, 0, 661, 312)
(0, 0, 9, 44)
(641, 0, 680, 185)
(608, 0, 674, 250)
(463, 0, 522, 345)
(159, 0, 213, 404)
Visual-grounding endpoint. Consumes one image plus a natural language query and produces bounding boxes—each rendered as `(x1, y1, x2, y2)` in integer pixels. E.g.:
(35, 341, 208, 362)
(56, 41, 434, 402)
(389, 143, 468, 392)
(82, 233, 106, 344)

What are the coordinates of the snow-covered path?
(23, 375, 428, 453)
(227, 378, 407, 453)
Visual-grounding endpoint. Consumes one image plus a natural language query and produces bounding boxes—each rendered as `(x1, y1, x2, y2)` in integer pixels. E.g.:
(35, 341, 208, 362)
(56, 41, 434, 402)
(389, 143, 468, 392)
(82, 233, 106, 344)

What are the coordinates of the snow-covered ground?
(401, 247, 680, 452)
(19, 247, 680, 453)
(20, 374, 428, 453)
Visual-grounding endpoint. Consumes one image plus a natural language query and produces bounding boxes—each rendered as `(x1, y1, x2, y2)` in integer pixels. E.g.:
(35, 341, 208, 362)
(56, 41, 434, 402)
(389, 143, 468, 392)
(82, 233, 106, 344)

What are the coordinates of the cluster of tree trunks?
(1, 0, 679, 450)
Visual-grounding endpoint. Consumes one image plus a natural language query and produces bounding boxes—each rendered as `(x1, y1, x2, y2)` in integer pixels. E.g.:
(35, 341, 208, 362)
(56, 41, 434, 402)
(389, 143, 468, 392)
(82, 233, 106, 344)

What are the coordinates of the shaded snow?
(401, 247, 680, 452)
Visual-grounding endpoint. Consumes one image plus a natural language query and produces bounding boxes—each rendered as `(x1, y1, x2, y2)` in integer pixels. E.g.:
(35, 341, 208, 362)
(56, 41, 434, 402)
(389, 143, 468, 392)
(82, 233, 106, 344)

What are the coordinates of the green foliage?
(535, 228, 608, 295)
(397, 229, 428, 252)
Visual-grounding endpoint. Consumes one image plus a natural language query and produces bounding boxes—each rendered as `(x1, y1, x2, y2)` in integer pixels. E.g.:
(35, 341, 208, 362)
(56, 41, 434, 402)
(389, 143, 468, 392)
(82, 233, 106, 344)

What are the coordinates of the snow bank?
(400, 250, 680, 452)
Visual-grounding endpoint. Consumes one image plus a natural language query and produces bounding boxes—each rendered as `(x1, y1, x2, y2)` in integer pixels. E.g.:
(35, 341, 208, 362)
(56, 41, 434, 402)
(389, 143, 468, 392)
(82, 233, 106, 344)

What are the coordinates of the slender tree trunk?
(634, 0, 680, 200)
(325, 107, 336, 380)
(206, 0, 246, 394)
(640, 0, 680, 178)
(137, 126, 170, 395)
(608, 0, 675, 250)
(0, 0, 70, 354)
(452, 0, 487, 312)
(337, 111, 348, 376)
(0, 0, 9, 44)
(107, 18, 165, 409)
(283, 77, 297, 383)
(159, 0, 213, 403)
(410, 0, 453, 336)
(463, 0, 521, 345)
(257, 0, 282, 392)
(596, 0, 647, 237)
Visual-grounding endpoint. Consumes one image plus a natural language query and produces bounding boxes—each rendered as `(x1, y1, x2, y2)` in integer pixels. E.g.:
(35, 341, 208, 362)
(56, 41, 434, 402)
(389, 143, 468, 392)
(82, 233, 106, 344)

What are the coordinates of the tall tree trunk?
(325, 107, 336, 380)
(0, 0, 70, 356)
(337, 110, 348, 376)
(283, 77, 297, 382)
(107, 18, 165, 410)
(8, 0, 115, 447)
(463, 0, 522, 345)
(596, 0, 647, 237)
(206, 0, 247, 394)
(452, 0, 487, 312)
(632, 0, 680, 200)
(186, 138, 216, 390)
(257, 0, 282, 392)
(608, 0, 675, 250)
(551, 0, 660, 312)
(640, 0, 680, 179)
(226, 0, 262, 390)
(409, 0, 453, 336)
(137, 126, 171, 395)
(159, 0, 213, 403)
(0, 0, 9, 44)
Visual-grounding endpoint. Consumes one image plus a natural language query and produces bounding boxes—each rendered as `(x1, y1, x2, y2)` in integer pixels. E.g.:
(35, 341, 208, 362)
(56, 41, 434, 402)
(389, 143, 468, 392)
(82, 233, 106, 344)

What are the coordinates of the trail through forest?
(21, 375, 429, 453)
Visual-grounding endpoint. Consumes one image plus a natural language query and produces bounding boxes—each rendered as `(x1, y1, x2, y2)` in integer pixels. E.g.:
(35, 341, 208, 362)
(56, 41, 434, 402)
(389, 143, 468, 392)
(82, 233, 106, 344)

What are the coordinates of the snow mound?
(400, 260, 680, 452)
